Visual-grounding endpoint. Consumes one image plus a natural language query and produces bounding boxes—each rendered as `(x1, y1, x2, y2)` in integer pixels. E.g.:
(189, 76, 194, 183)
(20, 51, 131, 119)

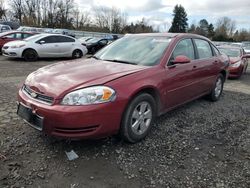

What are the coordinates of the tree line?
(169, 5, 250, 42)
(0, 0, 250, 41)
(0, 0, 154, 33)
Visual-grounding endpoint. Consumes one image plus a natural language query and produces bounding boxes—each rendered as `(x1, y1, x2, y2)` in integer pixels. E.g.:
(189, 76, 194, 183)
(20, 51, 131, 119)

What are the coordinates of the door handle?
(193, 65, 197, 69)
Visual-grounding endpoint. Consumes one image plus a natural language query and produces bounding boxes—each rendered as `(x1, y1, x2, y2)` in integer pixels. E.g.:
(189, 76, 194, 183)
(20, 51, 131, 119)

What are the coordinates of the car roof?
(35, 33, 74, 38)
(218, 45, 242, 50)
(125, 33, 205, 38)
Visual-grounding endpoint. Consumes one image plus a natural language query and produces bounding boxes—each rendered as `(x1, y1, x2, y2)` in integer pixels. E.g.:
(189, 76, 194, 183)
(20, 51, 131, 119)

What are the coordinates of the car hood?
(229, 57, 241, 64)
(25, 59, 148, 99)
(4, 40, 26, 47)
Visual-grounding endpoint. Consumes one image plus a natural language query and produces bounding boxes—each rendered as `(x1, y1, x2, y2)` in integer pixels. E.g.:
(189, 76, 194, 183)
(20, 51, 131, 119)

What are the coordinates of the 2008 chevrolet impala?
(17, 33, 229, 143)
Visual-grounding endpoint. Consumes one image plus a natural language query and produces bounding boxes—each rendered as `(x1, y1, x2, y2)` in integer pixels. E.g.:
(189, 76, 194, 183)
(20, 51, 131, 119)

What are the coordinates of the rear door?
(163, 38, 199, 109)
(192, 39, 219, 94)
(56, 36, 76, 56)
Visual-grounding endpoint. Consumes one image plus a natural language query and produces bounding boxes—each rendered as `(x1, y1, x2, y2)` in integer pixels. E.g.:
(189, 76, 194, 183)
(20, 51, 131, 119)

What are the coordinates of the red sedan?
(17, 33, 229, 143)
(218, 46, 249, 78)
(0, 31, 37, 53)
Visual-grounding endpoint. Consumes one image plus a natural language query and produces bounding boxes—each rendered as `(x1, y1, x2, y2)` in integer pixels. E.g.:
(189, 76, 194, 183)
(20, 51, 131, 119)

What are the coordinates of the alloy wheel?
(130, 101, 153, 135)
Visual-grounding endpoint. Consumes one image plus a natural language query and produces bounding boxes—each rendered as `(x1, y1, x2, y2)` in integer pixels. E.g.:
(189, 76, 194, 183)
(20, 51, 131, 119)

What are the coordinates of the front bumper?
(17, 89, 125, 139)
(2, 48, 22, 58)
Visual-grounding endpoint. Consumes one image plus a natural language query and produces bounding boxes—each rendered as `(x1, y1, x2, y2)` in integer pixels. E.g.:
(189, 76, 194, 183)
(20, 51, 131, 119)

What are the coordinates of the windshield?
(94, 36, 172, 66)
(24, 34, 43, 42)
(218, 48, 241, 57)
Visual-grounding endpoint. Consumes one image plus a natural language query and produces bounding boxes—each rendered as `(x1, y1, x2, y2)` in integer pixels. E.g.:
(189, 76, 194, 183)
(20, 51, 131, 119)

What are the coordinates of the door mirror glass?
(173, 55, 191, 64)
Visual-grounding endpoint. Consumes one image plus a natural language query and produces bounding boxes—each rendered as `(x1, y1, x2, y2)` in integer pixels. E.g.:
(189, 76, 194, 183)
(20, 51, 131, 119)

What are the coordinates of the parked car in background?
(242, 42, 250, 54)
(0, 21, 20, 30)
(84, 38, 109, 54)
(17, 26, 41, 33)
(218, 45, 249, 78)
(2, 34, 87, 61)
(0, 31, 37, 53)
(43, 28, 54, 33)
(53, 29, 76, 38)
(17, 33, 229, 143)
(0, 24, 12, 33)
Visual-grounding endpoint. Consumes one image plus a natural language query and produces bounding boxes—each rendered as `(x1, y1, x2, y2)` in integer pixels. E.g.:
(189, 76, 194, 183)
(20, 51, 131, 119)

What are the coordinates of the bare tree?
(9, 0, 24, 23)
(0, 0, 6, 20)
(93, 6, 127, 33)
(215, 17, 236, 38)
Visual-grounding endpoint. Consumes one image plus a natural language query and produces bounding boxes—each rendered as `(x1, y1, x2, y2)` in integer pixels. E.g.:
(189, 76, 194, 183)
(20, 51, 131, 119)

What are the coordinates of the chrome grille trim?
(22, 85, 54, 105)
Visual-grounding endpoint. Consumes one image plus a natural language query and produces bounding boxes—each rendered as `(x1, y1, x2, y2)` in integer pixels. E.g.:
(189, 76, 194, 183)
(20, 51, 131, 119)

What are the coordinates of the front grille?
(3, 46, 9, 49)
(23, 85, 54, 105)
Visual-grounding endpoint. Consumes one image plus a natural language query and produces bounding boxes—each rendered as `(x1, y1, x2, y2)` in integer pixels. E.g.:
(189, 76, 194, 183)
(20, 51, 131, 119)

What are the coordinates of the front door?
(163, 38, 199, 109)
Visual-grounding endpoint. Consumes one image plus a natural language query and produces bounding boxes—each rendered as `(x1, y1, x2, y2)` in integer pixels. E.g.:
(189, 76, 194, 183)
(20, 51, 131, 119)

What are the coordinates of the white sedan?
(2, 34, 88, 61)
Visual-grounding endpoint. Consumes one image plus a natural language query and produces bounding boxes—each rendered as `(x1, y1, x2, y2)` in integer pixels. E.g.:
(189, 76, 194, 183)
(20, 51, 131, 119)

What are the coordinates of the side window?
(37, 36, 56, 44)
(16, 33, 22, 39)
(22, 33, 33, 39)
(57, 36, 75, 43)
(172, 39, 195, 60)
(194, 39, 213, 59)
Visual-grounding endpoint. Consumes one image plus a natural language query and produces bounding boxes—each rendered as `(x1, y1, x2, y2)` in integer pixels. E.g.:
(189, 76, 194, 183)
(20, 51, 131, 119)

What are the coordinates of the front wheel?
(23, 49, 38, 61)
(207, 74, 224, 102)
(120, 93, 156, 143)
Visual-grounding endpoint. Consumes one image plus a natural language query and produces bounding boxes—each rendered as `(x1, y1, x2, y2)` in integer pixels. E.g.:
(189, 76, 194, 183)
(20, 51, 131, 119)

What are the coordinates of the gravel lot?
(0, 55, 249, 188)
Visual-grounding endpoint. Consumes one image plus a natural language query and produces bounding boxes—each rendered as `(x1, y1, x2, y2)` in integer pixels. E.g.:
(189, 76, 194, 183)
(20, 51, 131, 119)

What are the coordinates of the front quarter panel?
(106, 66, 166, 116)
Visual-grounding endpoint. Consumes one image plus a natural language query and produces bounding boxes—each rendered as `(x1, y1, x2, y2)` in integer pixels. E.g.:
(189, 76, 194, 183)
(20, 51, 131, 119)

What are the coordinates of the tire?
(120, 93, 157, 143)
(23, 49, 38, 62)
(72, 49, 83, 59)
(91, 47, 96, 54)
(207, 74, 224, 102)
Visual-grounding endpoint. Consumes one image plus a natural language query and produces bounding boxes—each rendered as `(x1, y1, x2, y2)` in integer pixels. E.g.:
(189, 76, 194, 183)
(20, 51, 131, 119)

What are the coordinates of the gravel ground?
(0, 56, 249, 188)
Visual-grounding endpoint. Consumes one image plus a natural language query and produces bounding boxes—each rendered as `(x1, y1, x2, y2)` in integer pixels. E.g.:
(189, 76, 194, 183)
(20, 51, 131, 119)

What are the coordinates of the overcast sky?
(75, 0, 250, 31)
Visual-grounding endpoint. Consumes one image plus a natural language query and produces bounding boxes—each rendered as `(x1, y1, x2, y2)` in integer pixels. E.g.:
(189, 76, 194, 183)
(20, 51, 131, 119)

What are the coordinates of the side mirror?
(39, 40, 45, 45)
(172, 55, 191, 64)
(242, 54, 250, 59)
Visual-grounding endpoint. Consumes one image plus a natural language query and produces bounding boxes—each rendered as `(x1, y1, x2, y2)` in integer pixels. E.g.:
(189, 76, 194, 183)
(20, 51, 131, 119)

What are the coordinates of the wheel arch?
(22, 48, 38, 58)
(126, 86, 162, 117)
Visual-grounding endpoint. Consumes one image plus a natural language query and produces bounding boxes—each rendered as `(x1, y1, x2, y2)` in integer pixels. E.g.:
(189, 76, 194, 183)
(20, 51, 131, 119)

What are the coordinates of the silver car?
(2, 34, 88, 61)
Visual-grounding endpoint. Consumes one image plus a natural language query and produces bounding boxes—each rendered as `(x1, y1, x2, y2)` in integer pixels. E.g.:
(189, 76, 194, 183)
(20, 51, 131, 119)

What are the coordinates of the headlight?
(230, 61, 241, 68)
(61, 86, 116, 105)
(11, 44, 25, 48)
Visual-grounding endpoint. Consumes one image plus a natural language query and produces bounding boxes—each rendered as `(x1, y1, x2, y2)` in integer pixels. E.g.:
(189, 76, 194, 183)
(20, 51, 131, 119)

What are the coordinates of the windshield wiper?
(102, 59, 138, 65)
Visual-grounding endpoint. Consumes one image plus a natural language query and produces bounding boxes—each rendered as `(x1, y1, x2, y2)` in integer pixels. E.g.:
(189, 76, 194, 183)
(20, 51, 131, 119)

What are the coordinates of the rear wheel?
(23, 49, 38, 61)
(72, 49, 83, 59)
(207, 74, 224, 101)
(120, 93, 156, 143)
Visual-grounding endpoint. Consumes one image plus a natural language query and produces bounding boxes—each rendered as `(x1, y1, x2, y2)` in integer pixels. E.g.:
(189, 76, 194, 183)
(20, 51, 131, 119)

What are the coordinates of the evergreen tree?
(169, 5, 188, 33)
(208, 23, 215, 39)
(199, 19, 209, 36)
